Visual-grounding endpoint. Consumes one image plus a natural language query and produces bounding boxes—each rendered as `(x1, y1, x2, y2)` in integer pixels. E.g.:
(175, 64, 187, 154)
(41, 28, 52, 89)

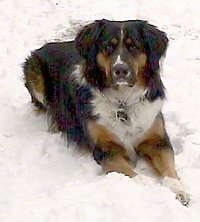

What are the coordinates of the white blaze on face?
(120, 26, 124, 45)
(112, 26, 131, 82)
(114, 55, 124, 66)
(113, 27, 124, 66)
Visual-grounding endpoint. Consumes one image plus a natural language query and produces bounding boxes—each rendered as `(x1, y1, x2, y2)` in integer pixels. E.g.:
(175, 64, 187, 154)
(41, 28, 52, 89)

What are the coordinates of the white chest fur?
(91, 85, 163, 161)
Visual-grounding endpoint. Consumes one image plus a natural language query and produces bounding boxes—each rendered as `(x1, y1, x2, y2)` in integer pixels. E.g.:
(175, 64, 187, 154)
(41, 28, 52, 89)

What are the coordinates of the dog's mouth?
(112, 78, 134, 87)
(111, 68, 134, 87)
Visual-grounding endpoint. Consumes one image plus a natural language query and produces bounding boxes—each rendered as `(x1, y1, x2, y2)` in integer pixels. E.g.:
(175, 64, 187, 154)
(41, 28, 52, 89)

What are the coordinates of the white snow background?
(1, 0, 200, 221)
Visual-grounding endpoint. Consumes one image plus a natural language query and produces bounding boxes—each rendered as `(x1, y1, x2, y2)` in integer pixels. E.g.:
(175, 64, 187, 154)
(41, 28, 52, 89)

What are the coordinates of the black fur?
(93, 147, 108, 164)
(142, 21, 168, 101)
(24, 42, 95, 145)
(75, 19, 109, 89)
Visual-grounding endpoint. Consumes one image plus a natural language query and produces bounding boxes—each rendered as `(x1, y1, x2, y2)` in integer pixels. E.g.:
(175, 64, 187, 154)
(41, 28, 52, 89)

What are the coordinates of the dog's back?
(23, 41, 92, 143)
(24, 41, 79, 105)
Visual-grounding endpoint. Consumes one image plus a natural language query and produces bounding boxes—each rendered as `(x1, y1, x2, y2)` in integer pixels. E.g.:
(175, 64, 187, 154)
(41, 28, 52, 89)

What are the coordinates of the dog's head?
(75, 19, 168, 100)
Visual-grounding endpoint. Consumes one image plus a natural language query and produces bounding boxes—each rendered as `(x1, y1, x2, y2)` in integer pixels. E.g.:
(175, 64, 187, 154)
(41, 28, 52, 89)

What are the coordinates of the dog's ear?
(75, 20, 106, 58)
(143, 22, 168, 72)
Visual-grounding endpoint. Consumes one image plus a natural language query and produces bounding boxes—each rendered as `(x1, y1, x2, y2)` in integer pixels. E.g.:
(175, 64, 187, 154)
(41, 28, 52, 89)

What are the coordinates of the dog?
(23, 19, 189, 205)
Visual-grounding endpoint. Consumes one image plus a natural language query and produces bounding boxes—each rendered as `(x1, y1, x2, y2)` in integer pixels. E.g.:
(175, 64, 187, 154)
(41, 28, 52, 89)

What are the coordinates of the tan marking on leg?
(137, 143, 178, 178)
(87, 120, 137, 177)
(144, 114, 165, 138)
(87, 120, 124, 153)
(102, 155, 137, 177)
(135, 114, 166, 148)
(136, 116, 178, 178)
(136, 117, 190, 206)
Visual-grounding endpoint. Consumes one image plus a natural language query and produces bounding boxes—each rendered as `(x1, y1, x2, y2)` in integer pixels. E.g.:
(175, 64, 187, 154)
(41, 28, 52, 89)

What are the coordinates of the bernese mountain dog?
(23, 19, 189, 205)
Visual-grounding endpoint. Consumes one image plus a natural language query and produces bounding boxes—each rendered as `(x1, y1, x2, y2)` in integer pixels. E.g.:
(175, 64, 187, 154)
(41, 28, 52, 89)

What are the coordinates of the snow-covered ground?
(1, 0, 200, 221)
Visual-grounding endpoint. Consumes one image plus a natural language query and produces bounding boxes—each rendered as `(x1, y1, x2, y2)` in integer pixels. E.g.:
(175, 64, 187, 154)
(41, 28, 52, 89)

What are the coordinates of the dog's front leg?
(136, 134, 190, 206)
(87, 120, 137, 177)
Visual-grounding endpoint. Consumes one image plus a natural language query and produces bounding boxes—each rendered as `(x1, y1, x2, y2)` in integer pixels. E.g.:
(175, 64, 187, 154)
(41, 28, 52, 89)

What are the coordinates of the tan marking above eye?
(110, 38, 118, 45)
(125, 38, 132, 45)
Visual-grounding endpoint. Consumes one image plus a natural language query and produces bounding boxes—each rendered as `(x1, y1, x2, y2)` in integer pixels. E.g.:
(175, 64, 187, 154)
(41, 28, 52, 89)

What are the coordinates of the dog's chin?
(112, 79, 134, 88)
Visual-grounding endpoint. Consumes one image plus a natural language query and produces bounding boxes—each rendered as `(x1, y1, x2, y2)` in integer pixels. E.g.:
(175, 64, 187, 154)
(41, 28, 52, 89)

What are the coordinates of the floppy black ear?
(75, 20, 106, 58)
(143, 22, 168, 72)
(75, 19, 108, 89)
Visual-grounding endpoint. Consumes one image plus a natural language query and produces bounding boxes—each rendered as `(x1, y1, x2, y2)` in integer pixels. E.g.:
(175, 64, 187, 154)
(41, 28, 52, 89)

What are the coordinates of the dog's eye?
(106, 44, 116, 54)
(125, 39, 139, 53)
(127, 44, 137, 52)
(106, 45, 114, 53)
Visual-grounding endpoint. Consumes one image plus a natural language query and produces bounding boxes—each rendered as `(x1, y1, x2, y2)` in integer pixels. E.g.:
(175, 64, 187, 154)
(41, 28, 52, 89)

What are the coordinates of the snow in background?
(0, 0, 200, 221)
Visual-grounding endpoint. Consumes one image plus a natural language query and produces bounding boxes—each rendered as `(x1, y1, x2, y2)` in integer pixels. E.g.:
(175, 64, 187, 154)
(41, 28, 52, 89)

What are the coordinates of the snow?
(1, 0, 200, 221)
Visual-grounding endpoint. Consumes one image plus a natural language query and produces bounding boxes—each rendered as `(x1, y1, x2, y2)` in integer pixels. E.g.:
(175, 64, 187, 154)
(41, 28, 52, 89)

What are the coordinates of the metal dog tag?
(115, 108, 130, 124)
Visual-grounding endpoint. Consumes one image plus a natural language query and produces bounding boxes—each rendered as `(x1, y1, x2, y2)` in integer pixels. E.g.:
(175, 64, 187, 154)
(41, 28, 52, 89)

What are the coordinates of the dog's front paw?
(162, 176, 190, 206)
(176, 191, 190, 207)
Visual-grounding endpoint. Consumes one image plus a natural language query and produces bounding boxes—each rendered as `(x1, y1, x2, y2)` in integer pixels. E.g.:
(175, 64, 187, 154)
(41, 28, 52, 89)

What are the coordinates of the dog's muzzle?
(112, 62, 132, 85)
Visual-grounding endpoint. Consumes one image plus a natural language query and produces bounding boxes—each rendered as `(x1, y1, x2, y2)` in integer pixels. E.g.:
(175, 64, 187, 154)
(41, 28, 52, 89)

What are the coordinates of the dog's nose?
(113, 63, 129, 78)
